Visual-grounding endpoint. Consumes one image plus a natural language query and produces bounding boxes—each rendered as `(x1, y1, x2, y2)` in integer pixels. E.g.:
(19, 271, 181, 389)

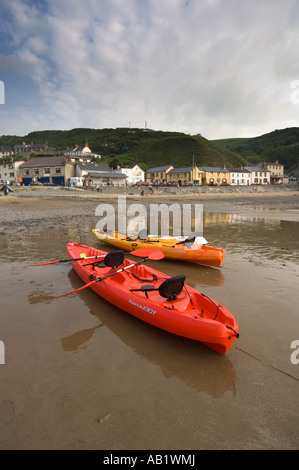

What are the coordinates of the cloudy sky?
(0, 0, 299, 139)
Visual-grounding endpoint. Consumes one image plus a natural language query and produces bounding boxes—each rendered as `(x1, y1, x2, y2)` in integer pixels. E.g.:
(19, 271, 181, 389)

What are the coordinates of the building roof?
(168, 166, 195, 174)
(228, 168, 250, 173)
(77, 163, 110, 172)
(198, 166, 229, 173)
(146, 165, 173, 173)
(244, 166, 271, 172)
(19, 157, 68, 168)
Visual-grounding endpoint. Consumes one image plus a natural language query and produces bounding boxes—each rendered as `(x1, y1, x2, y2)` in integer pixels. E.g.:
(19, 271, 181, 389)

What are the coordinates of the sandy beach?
(0, 184, 298, 450)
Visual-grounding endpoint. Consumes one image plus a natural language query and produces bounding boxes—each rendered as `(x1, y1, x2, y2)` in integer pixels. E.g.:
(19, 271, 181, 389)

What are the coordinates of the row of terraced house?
(145, 162, 287, 186)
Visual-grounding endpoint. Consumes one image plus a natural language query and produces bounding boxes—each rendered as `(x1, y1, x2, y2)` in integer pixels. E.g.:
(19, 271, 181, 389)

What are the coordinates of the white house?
(0, 160, 25, 184)
(244, 166, 271, 185)
(229, 168, 251, 185)
(75, 162, 111, 179)
(64, 144, 101, 161)
(114, 164, 145, 185)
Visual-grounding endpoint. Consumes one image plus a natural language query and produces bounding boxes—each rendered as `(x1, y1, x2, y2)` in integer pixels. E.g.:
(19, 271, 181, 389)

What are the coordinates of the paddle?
(58, 248, 164, 298)
(28, 255, 106, 266)
(28, 247, 153, 266)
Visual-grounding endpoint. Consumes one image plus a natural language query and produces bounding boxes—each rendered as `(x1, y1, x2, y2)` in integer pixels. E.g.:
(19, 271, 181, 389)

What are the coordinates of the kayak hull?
(93, 230, 225, 267)
(66, 242, 238, 354)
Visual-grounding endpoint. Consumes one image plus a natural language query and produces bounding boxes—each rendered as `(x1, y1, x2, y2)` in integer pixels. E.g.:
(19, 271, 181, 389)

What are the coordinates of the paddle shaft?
(29, 255, 106, 266)
(94, 257, 148, 283)
(59, 256, 151, 297)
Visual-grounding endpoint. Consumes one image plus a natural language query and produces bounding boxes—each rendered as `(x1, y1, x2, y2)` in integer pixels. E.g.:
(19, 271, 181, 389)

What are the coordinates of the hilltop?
(213, 127, 299, 173)
(0, 127, 246, 169)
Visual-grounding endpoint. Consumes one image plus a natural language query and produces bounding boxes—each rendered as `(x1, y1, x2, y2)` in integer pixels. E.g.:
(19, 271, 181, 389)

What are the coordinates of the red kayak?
(65, 242, 239, 354)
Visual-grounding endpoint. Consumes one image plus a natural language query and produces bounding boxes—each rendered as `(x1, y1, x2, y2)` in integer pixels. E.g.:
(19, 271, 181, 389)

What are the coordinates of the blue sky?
(0, 0, 299, 139)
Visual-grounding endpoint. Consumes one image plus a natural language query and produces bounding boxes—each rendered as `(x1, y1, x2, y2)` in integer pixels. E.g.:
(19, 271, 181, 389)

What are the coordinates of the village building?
(13, 142, 56, 155)
(166, 166, 204, 186)
(114, 164, 145, 185)
(0, 160, 25, 184)
(74, 162, 126, 187)
(0, 148, 14, 159)
(145, 165, 174, 184)
(198, 167, 230, 185)
(244, 166, 271, 184)
(229, 168, 251, 185)
(256, 161, 285, 183)
(88, 171, 127, 187)
(18, 156, 74, 186)
(63, 144, 101, 162)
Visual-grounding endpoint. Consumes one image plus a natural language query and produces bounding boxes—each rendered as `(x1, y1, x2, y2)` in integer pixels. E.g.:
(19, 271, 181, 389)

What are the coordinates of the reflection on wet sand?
(57, 269, 237, 398)
(61, 325, 103, 352)
(204, 211, 299, 264)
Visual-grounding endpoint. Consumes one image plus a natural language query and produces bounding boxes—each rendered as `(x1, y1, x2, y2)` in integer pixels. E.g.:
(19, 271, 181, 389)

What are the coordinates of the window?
(44, 167, 50, 175)
(24, 169, 29, 175)
(55, 167, 61, 174)
(33, 168, 39, 175)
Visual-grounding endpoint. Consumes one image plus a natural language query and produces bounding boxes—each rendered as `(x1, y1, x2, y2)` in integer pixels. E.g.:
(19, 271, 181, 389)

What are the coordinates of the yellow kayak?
(93, 229, 225, 267)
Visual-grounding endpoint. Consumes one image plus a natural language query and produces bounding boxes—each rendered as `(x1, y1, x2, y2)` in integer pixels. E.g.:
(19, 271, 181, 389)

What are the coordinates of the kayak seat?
(159, 274, 186, 301)
(130, 275, 186, 302)
(94, 250, 125, 269)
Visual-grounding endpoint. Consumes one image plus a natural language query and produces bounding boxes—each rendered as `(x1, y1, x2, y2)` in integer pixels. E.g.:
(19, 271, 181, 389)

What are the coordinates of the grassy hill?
(3, 126, 299, 171)
(213, 127, 299, 172)
(0, 127, 246, 170)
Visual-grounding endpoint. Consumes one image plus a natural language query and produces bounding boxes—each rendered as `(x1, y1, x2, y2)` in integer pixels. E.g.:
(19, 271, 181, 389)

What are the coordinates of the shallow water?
(0, 201, 298, 450)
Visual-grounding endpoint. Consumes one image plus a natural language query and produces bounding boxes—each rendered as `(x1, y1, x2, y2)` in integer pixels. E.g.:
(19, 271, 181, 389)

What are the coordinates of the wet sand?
(0, 187, 298, 450)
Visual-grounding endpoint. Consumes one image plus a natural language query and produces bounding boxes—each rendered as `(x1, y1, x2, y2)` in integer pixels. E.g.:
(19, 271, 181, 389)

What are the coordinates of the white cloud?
(1, 0, 299, 138)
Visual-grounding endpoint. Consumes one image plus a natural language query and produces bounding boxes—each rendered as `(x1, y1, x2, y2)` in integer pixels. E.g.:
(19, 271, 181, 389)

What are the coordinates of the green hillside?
(0, 127, 246, 169)
(213, 127, 299, 172)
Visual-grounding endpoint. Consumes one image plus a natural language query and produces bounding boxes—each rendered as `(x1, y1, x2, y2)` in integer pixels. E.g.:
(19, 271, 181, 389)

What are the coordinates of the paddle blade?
(148, 250, 164, 260)
(28, 260, 59, 266)
(129, 248, 155, 257)
(130, 248, 164, 260)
